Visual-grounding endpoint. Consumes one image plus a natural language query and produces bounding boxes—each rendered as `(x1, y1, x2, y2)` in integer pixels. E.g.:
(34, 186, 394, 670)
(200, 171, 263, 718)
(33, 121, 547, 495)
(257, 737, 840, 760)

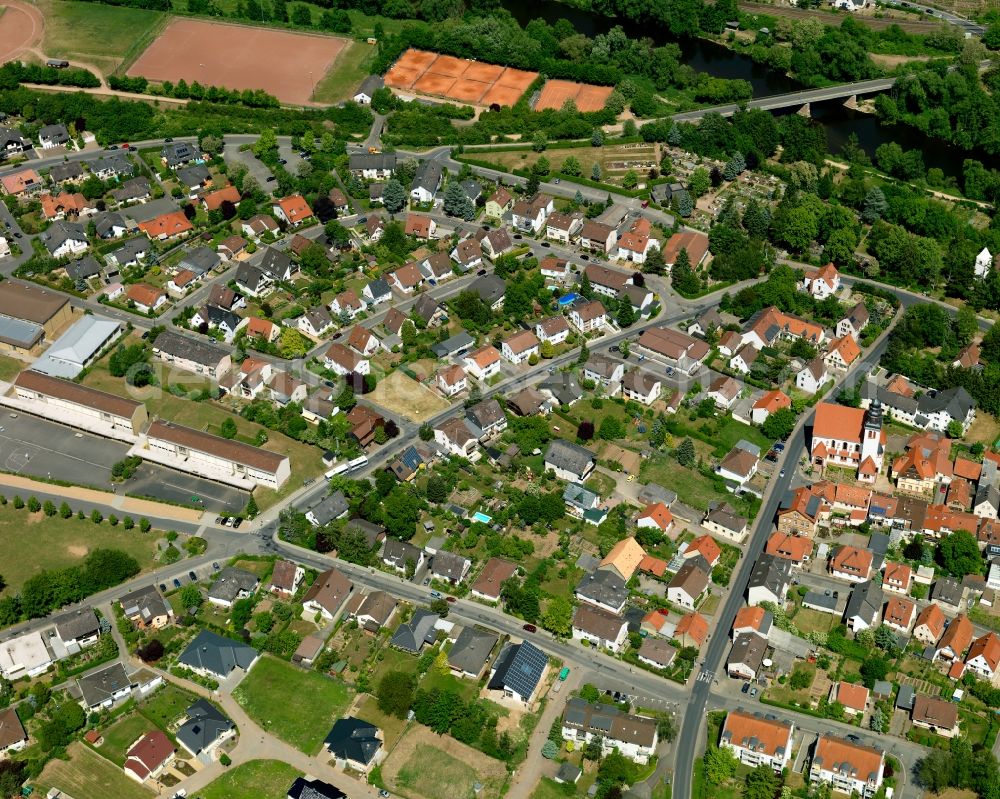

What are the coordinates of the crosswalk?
(697, 670, 714, 683)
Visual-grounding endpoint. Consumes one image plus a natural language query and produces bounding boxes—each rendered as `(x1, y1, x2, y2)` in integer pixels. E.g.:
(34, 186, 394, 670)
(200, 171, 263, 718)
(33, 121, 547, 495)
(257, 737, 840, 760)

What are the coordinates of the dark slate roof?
(41, 220, 86, 253)
(488, 640, 546, 698)
(76, 662, 132, 708)
(470, 274, 506, 305)
(202, 304, 240, 331)
(259, 246, 293, 279)
(366, 278, 391, 299)
(308, 490, 349, 526)
(154, 330, 230, 367)
(89, 154, 134, 176)
(50, 161, 84, 183)
(108, 235, 150, 264)
(545, 439, 594, 476)
(207, 567, 259, 604)
(176, 698, 233, 755)
(575, 570, 628, 610)
(179, 246, 220, 276)
(390, 608, 438, 653)
(120, 585, 170, 624)
(324, 717, 382, 765)
(845, 580, 883, 623)
(539, 372, 583, 405)
(94, 212, 127, 239)
(65, 255, 103, 280)
(176, 164, 210, 186)
(747, 554, 792, 599)
(39, 123, 70, 144)
(382, 538, 423, 569)
(918, 386, 975, 421)
(54, 607, 99, 641)
(933, 576, 964, 606)
(162, 141, 195, 166)
(288, 777, 347, 799)
(356, 75, 384, 97)
(349, 152, 396, 172)
(177, 630, 258, 678)
(412, 294, 441, 324)
(235, 261, 269, 291)
(448, 627, 499, 675)
(411, 160, 443, 193)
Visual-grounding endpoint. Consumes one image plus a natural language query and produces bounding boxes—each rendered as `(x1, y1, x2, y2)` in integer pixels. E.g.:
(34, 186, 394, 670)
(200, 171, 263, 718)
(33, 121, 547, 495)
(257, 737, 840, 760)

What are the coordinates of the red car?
(446, 596, 456, 603)
(523, 623, 537, 632)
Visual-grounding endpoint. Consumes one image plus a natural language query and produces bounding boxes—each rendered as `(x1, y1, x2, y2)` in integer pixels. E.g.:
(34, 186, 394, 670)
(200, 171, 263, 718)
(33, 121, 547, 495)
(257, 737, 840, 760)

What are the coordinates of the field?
(98, 712, 158, 767)
(126, 18, 348, 105)
(382, 726, 508, 799)
(312, 38, 377, 104)
(138, 683, 199, 729)
(37, 0, 166, 76)
(367, 369, 450, 422)
(534, 79, 613, 113)
(385, 48, 536, 108)
(0, 504, 158, 596)
(199, 759, 303, 799)
(36, 741, 155, 799)
(462, 142, 660, 188)
(0, 0, 41, 63)
(232, 655, 353, 754)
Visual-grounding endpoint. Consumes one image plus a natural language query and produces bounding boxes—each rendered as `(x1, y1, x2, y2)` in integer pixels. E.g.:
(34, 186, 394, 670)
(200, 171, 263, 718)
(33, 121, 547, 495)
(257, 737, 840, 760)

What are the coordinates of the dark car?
(212, 562, 221, 571)
(164, 137, 174, 142)
(477, 268, 487, 276)
(233, 517, 243, 528)
(278, 158, 287, 165)
(107, 144, 118, 150)
(580, 254, 590, 260)
(446, 596, 456, 603)
(173, 578, 182, 588)
(159, 583, 168, 593)
(513, 234, 523, 240)
(540, 242, 551, 248)
(523, 623, 537, 632)
(741, 682, 750, 693)
(215, 516, 224, 524)
(266, 176, 277, 182)
(188, 571, 197, 581)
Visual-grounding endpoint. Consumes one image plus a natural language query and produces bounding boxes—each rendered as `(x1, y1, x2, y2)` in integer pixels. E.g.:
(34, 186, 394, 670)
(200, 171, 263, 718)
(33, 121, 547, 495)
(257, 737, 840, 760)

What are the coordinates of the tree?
(562, 156, 582, 176)
(542, 739, 559, 758)
(252, 127, 277, 158)
(278, 328, 309, 359)
(139, 518, 151, 534)
(220, 417, 238, 439)
(861, 187, 888, 224)
(426, 475, 447, 504)
(591, 162, 602, 181)
(703, 745, 738, 785)
(946, 420, 965, 439)
(789, 665, 813, 690)
(27, 496, 40, 513)
(179, 584, 202, 611)
(672, 247, 700, 295)
(382, 485, 423, 540)
(689, 167, 710, 198)
(675, 189, 693, 218)
(0, 760, 27, 799)
(744, 765, 779, 799)
(859, 656, 890, 688)
(378, 670, 417, 718)
(675, 438, 695, 467)
(591, 128, 604, 147)
(382, 179, 406, 213)
(419, 423, 433, 441)
(762, 408, 796, 440)
(936, 529, 983, 577)
(443, 181, 468, 217)
(541, 596, 573, 636)
(622, 169, 638, 189)
(137, 638, 164, 663)
(616, 296, 636, 327)
(59, 501, 71, 519)
(577, 420, 595, 441)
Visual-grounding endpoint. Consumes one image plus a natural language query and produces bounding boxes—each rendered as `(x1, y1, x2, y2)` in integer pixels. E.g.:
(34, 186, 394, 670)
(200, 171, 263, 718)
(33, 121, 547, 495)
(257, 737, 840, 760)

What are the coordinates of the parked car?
(159, 583, 168, 593)
(477, 268, 487, 276)
(188, 571, 197, 581)
(741, 682, 750, 694)
(446, 596, 456, 603)
(523, 623, 537, 632)
(173, 578, 181, 588)
(233, 518, 243, 528)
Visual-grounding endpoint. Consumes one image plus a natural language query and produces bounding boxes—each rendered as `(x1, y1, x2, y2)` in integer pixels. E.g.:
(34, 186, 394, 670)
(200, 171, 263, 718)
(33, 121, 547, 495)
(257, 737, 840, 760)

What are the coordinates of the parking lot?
(0, 412, 246, 513)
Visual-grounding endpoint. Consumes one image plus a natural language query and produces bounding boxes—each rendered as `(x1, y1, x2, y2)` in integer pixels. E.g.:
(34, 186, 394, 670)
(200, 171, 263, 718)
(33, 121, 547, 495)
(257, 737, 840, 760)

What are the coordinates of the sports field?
(385, 48, 536, 108)
(126, 18, 348, 105)
(535, 79, 614, 112)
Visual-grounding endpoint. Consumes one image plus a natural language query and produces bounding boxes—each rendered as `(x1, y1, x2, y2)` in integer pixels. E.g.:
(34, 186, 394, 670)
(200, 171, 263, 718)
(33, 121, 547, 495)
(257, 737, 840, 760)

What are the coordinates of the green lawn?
(421, 665, 479, 703)
(312, 39, 376, 104)
(791, 607, 838, 633)
(0, 505, 158, 597)
(37, 742, 154, 799)
(198, 759, 303, 799)
(355, 694, 410, 751)
(39, 0, 167, 75)
(96, 712, 159, 767)
(639, 456, 730, 513)
(137, 683, 198, 730)
(233, 655, 353, 754)
(531, 777, 573, 799)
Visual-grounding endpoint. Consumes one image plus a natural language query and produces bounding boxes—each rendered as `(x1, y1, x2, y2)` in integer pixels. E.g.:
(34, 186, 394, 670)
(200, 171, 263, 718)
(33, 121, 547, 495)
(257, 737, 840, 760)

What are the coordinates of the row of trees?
(108, 75, 280, 108)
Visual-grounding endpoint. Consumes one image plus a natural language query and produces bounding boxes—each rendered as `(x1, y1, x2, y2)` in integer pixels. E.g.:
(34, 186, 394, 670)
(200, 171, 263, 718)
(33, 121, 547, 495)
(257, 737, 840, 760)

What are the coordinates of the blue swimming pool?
(472, 511, 492, 524)
(558, 293, 579, 307)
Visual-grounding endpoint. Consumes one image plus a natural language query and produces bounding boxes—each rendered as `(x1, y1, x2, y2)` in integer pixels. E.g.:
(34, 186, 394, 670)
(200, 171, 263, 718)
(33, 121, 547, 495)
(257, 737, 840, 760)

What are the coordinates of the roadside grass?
(38, 0, 166, 75)
(312, 39, 376, 104)
(0, 506, 158, 597)
(96, 712, 157, 767)
(233, 654, 353, 754)
(530, 777, 569, 799)
(198, 759, 303, 799)
(36, 742, 154, 799)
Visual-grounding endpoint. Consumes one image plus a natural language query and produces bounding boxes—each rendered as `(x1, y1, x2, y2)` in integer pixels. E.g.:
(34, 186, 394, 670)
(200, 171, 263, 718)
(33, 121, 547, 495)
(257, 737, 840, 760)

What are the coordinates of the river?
(500, 0, 980, 180)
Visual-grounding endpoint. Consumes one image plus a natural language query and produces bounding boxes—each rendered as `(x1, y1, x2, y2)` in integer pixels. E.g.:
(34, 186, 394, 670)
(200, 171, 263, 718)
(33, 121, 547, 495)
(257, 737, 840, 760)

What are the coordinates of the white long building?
(131, 420, 290, 490)
(720, 710, 794, 771)
(11, 370, 148, 442)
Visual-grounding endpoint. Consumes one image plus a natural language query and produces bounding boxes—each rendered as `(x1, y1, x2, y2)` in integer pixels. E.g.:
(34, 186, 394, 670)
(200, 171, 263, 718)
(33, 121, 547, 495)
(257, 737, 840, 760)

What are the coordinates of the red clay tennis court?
(535, 79, 614, 112)
(127, 19, 347, 105)
(384, 48, 538, 107)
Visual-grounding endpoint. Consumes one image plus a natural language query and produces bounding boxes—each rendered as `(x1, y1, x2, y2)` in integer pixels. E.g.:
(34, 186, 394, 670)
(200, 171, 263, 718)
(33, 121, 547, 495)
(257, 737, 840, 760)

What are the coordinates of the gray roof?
(119, 585, 170, 623)
(747, 554, 792, 600)
(448, 627, 499, 675)
(432, 331, 475, 358)
(933, 577, 963, 606)
(308, 490, 349, 526)
(918, 386, 975, 421)
(802, 591, 838, 611)
(50, 161, 84, 183)
(54, 607, 99, 642)
(706, 502, 748, 534)
(488, 640, 546, 699)
(176, 698, 233, 755)
(539, 372, 583, 405)
(412, 294, 441, 323)
(288, 777, 347, 799)
(366, 278, 391, 299)
(0, 316, 41, 348)
(638, 483, 677, 507)
(545, 439, 594, 477)
(76, 662, 132, 708)
(162, 141, 196, 167)
(895, 684, 915, 710)
(584, 353, 623, 380)
(177, 630, 259, 677)
(235, 261, 269, 292)
(89, 154, 134, 176)
(154, 330, 229, 367)
(470, 274, 506, 305)
(177, 165, 210, 187)
(430, 550, 470, 581)
(111, 177, 150, 202)
(845, 580, 883, 624)
(39, 124, 70, 145)
(575, 569, 628, 610)
(390, 608, 438, 653)
(65, 255, 103, 280)
(976, 483, 1000, 512)
(41, 220, 87, 253)
(179, 246, 220, 276)
(259, 246, 293, 280)
(325, 717, 381, 765)
(207, 567, 259, 604)
(412, 160, 443, 193)
(201, 304, 240, 331)
(382, 538, 423, 570)
(728, 632, 768, 672)
(466, 398, 505, 431)
(349, 152, 396, 172)
(107, 235, 150, 265)
(94, 212, 127, 239)
(562, 697, 657, 747)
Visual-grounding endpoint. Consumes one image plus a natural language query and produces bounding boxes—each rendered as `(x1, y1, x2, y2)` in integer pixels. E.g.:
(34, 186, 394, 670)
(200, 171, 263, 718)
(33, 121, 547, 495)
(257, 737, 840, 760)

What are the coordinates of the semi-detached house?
(720, 710, 794, 771)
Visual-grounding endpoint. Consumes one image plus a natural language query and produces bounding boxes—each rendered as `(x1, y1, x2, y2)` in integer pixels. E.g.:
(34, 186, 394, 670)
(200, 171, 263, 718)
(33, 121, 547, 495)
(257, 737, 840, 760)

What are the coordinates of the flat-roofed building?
(12, 370, 147, 441)
(133, 420, 289, 489)
(0, 632, 52, 679)
(31, 315, 123, 378)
